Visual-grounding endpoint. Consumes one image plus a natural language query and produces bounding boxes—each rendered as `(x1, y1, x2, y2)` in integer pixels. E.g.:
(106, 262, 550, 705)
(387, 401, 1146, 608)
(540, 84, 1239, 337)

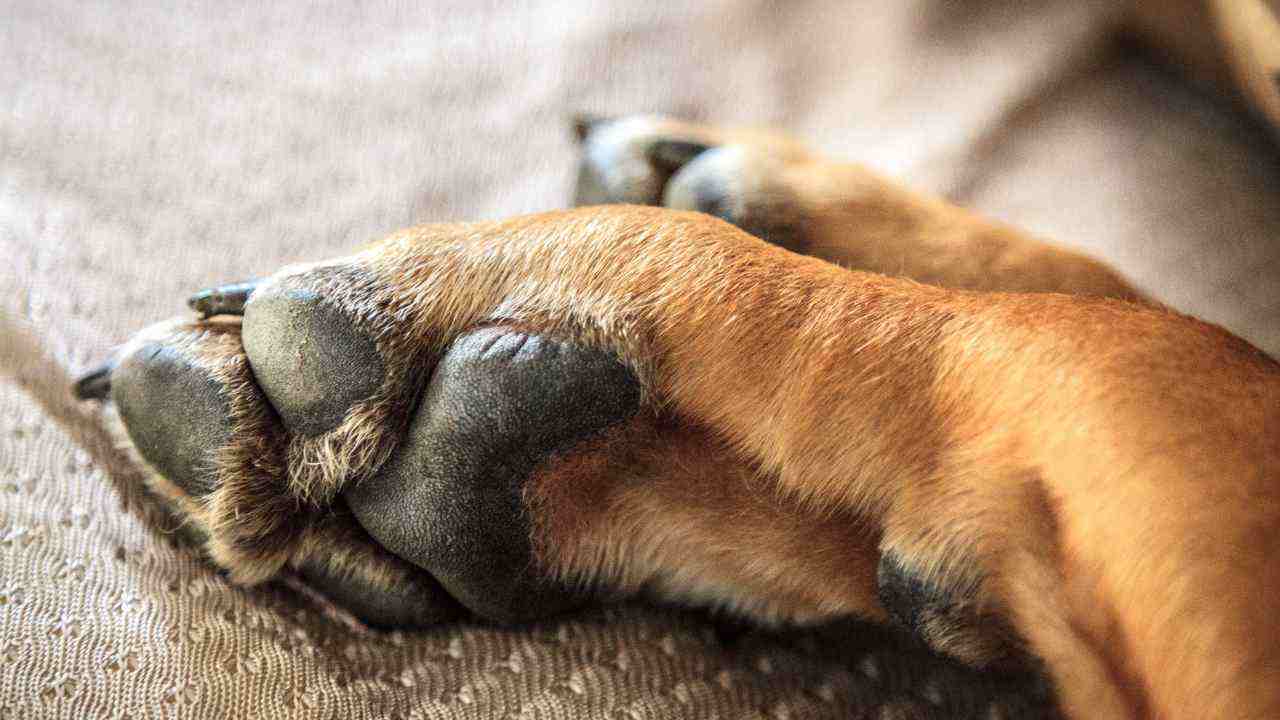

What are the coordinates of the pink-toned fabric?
(2, 1, 1277, 717)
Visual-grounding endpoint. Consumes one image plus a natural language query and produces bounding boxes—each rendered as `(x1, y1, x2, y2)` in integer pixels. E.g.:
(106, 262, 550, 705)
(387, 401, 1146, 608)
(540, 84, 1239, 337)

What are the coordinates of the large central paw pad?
(346, 326, 640, 622)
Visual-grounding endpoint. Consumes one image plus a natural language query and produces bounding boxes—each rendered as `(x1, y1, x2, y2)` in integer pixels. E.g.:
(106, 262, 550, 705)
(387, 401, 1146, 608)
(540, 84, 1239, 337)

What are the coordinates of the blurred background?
(2, 1, 1278, 718)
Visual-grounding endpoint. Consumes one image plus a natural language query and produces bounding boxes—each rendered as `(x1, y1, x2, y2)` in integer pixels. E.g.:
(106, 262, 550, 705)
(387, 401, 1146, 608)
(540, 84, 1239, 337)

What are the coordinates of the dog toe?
(104, 322, 242, 498)
(242, 283, 385, 438)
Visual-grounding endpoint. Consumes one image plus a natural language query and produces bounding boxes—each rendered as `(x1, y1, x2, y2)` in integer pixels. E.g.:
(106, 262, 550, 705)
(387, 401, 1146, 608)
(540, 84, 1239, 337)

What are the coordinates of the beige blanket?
(3, 1, 1278, 717)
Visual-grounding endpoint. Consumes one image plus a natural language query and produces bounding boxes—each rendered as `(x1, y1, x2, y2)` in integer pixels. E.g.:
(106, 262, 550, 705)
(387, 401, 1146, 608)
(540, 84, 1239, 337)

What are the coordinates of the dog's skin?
(72, 120, 1279, 719)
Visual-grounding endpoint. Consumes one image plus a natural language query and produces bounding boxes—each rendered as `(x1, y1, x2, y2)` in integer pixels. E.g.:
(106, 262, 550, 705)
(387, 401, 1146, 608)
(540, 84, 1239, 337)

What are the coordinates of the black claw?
(72, 361, 115, 401)
(187, 280, 258, 319)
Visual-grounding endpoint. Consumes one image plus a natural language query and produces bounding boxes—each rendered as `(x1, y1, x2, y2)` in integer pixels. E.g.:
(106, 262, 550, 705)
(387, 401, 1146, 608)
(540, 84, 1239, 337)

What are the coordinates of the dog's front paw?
(572, 114, 811, 254)
(74, 255, 645, 627)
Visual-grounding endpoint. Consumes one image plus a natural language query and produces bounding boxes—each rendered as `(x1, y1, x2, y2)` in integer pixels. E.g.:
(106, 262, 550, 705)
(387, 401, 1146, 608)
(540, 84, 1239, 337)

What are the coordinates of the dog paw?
(75, 273, 642, 625)
(572, 114, 810, 253)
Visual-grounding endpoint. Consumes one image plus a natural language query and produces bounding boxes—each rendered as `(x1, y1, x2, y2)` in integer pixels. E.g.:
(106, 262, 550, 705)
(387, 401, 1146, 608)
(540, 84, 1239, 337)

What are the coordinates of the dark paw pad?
(344, 325, 641, 623)
(108, 325, 240, 498)
(242, 285, 385, 437)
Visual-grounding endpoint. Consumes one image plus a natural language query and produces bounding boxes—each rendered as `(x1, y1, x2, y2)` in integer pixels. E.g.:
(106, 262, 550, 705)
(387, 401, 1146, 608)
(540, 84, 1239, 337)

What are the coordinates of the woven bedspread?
(3, 1, 1278, 718)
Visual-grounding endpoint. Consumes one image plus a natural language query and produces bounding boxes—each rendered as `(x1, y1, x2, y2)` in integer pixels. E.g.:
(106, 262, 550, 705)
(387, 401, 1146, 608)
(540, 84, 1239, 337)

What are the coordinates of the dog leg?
(75, 206, 1279, 718)
(572, 115, 1142, 299)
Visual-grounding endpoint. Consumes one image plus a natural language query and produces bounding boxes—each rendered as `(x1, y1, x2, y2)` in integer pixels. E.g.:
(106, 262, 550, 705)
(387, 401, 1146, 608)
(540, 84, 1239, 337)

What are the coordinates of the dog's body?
(76, 120, 1280, 719)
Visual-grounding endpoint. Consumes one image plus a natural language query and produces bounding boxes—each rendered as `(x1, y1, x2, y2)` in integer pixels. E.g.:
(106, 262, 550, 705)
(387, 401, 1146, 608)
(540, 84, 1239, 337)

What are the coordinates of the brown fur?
(103, 320, 309, 581)
(772, 162, 1142, 298)
(525, 417, 885, 625)
(243, 206, 1277, 720)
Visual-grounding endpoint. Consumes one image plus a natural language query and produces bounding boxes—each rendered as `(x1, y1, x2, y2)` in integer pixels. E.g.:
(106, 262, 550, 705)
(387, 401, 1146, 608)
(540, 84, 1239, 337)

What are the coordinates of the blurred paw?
(572, 114, 811, 252)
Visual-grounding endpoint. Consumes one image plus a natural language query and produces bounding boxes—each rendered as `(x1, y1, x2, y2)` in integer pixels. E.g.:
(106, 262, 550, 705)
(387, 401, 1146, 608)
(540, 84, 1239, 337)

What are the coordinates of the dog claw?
(72, 361, 115, 401)
(188, 280, 258, 319)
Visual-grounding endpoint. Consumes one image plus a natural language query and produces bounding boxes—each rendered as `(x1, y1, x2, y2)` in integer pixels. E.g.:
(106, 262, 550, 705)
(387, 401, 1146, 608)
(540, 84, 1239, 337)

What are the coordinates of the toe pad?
(242, 286, 385, 437)
(112, 336, 235, 498)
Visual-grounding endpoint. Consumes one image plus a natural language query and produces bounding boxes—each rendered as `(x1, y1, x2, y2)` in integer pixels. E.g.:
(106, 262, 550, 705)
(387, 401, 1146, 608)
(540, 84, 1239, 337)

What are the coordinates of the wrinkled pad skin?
(344, 326, 642, 623)
(112, 341, 232, 498)
(242, 286, 385, 436)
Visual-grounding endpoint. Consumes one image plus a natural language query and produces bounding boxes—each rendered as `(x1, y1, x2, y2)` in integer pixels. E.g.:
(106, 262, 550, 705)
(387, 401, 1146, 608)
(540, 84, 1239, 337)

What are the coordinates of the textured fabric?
(2, 1, 1279, 718)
